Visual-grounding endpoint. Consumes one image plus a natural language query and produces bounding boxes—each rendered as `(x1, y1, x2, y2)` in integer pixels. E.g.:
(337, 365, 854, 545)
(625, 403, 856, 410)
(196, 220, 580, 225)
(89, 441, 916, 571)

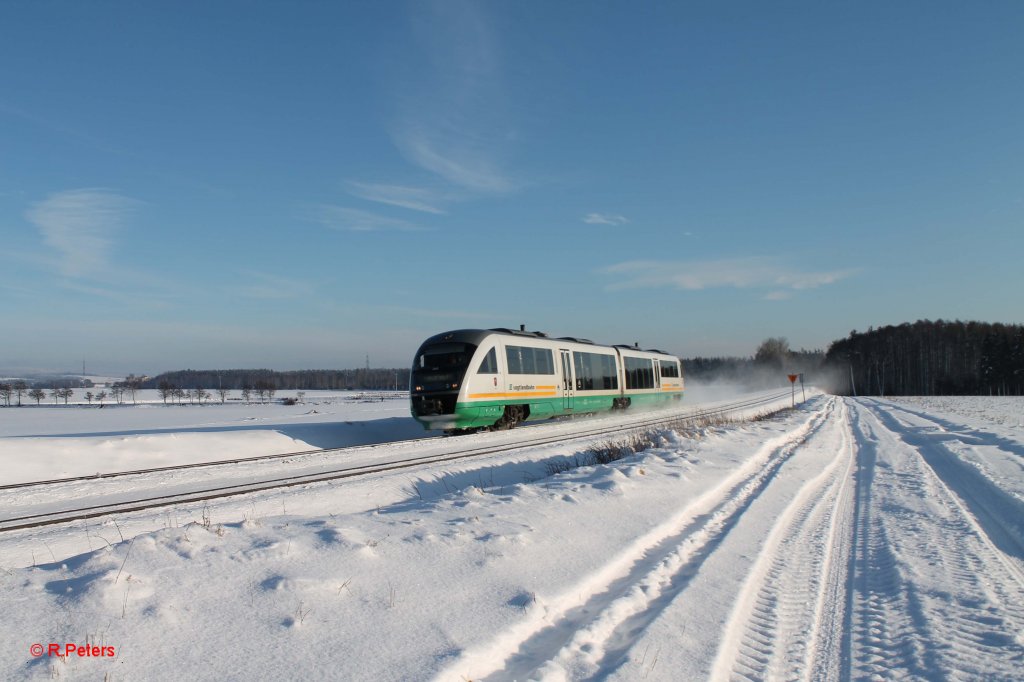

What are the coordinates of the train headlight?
(451, 383, 459, 389)
(414, 385, 423, 392)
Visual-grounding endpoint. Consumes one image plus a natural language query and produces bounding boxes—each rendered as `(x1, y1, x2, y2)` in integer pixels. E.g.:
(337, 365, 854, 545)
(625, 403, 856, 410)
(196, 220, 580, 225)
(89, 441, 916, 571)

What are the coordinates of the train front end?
(409, 330, 492, 431)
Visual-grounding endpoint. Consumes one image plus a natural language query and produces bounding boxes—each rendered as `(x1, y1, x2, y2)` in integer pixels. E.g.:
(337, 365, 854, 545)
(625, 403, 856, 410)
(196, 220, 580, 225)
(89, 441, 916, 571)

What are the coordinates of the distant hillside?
(2, 374, 101, 389)
(141, 368, 409, 391)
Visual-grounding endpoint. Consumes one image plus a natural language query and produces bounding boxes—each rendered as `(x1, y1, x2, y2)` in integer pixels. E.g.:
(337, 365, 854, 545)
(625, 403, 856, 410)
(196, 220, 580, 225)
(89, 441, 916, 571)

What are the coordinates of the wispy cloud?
(25, 189, 138, 277)
(345, 181, 447, 214)
(583, 213, 629, 226)
(389, 1, 516, 193)
(396, 128, 514, 193)
(314, 205, 423, 232)
(601, 257, 857, 296)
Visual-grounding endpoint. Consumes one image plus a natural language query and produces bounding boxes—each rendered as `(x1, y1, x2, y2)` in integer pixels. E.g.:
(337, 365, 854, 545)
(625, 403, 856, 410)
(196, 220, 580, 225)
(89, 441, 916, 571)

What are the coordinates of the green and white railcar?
(409, 328, 683, 432)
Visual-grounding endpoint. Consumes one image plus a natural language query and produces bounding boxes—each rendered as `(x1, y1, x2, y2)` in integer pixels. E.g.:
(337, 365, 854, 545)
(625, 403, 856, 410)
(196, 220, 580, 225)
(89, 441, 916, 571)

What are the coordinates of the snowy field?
(1, 393, 1022, 680)
(0, 390, 418, 485)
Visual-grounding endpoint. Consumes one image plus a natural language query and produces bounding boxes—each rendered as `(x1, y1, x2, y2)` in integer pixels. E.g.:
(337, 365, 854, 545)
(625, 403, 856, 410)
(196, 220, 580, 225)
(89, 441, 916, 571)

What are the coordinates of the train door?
(559, 349, 574, 411)
(654, 359, 661, 389)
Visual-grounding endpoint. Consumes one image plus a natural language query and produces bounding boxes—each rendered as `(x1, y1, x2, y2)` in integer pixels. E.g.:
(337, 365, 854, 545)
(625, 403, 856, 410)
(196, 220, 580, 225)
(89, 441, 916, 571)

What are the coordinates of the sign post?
(787, 374, 798, 408)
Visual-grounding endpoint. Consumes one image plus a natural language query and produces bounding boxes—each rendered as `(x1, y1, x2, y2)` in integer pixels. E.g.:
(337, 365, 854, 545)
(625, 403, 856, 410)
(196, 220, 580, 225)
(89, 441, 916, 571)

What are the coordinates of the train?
(409, 327, 684, 432)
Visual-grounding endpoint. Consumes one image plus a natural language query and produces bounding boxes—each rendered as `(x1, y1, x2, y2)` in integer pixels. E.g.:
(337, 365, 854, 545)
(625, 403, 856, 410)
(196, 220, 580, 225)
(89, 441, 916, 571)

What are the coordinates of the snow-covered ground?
(0, 390, 418, 484)
(1, 394, 1022, 680)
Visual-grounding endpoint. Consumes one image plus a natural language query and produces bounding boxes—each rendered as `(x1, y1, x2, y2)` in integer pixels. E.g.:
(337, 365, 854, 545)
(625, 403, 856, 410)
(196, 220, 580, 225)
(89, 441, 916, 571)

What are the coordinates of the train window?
(537, 349, 554, 374)
(506, 345, 555, 375)
(412, 342, 478, 389)
(506, 346, 525, 374)
(477, 348, 498, 374)
(416, 343, 476, 370)
(624, 357, 655, 389)
(659, 360, 680, 378)
(572, 352, 618, 391)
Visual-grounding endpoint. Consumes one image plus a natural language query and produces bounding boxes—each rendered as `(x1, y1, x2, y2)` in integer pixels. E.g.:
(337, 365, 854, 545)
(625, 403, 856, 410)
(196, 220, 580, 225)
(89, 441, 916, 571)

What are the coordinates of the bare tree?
(29, 388, 46, 405)
(60, 388, 74, 405)
(217, 387, 230, 404)
(96, 390, 107, 405)
(123, 374, 142, 404)
(0, 384, 11, 407)
(254, 379, 275, 404)
(158, 381, 174, 404)
(50, 387, 61, 405)
(85, 391, 95, 405)
(755, 337, 791, 371)
(13, 380, 27, 407)
(242, 385, 252, 404)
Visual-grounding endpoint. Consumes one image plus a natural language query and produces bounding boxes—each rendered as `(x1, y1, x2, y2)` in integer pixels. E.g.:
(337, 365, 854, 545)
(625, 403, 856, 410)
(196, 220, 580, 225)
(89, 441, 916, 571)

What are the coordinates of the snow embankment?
(0, 394, 419, 485)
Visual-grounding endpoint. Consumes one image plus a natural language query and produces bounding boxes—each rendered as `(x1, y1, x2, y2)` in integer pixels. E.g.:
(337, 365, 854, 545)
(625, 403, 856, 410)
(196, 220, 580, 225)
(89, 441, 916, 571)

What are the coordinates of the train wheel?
(494, 405, 525, 430)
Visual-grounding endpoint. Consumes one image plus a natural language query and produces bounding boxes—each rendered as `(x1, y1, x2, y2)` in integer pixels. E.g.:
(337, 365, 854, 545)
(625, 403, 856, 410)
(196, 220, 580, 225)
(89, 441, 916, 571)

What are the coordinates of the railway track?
(0, 390, 793, 533)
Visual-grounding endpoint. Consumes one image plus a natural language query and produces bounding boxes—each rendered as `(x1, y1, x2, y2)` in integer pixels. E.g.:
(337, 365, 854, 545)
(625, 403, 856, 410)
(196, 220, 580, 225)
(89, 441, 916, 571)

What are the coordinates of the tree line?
(0, 385, 93, 406)
(0, 368, 408, 407)
(0, 383, 75, 406)
(683, 322, 1024, 397)
(140, 368, 409, 392)
(824, 320, 1024, 396)
(683, 338, 826, 387)
(0, 375, 148, 406)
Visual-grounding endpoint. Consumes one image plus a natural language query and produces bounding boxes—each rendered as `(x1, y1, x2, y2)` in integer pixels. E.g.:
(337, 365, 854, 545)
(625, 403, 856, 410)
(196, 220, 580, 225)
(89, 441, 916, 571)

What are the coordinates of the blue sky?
(2, 1, 1022, 375)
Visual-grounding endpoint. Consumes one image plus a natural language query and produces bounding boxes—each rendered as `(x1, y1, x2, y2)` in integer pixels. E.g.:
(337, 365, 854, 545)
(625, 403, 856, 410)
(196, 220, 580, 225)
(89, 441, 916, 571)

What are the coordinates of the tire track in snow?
(436, 399, 836, 682)
(847, 400, 1024, 680)
(872, 398, 1024, 460)
(710, 398, 856, 682)
(868, 399, 1024, 569)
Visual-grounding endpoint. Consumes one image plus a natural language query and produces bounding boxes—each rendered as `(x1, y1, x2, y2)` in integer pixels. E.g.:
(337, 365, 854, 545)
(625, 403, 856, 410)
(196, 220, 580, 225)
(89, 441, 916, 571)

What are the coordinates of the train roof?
(416, 329, 678, 359)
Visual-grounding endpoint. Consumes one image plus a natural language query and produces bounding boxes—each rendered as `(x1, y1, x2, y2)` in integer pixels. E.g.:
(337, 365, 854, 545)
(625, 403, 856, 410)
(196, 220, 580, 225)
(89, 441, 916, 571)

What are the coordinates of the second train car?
(409, 327, 683, 432)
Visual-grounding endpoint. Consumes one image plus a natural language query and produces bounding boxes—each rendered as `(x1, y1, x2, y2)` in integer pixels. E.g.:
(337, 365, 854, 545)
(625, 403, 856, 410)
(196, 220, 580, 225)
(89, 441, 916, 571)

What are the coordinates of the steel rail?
(0, 391, 789, 491)
(0, 391, 793, 533)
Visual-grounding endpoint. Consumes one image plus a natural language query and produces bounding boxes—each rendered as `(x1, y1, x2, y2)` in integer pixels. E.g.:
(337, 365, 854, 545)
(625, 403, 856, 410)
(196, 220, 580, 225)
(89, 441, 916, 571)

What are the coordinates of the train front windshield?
(412, 342, 477, 389)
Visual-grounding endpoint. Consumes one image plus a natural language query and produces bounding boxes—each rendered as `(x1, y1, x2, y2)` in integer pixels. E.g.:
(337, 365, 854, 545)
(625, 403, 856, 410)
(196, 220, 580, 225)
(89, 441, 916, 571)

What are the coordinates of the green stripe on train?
(426, 391, 684, 429)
